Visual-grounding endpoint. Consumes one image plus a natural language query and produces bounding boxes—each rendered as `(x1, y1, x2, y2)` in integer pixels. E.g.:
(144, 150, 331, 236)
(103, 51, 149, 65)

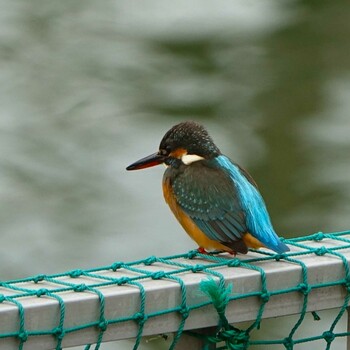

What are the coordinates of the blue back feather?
(216, 156, 289, 253)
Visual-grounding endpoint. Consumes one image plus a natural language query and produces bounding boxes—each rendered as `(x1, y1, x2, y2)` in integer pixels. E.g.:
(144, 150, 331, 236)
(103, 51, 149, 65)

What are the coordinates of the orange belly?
(162, 179, 265, 252)
(243, 233, 264, 249)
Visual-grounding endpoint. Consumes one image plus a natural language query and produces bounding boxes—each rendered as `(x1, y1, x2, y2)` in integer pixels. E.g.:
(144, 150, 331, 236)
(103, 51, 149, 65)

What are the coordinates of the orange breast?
(162, 178, 232, 252)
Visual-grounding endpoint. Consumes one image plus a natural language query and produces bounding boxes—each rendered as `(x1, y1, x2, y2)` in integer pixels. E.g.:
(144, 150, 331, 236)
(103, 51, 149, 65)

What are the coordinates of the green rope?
(324, 250, 350, 350)
(200, 277, 232, 330)
(1, 230, 350, 349)
(199, 278, 250, 350)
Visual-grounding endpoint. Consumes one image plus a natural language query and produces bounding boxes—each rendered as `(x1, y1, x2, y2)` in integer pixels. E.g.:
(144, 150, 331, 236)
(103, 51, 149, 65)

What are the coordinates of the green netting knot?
(323, 331, 335, 343)
(228, 259, 241, 267)
(18, 331, 28, 342)
(187, 250, 198, 259)
(69, 270, 83, 278)
(298, 283, 311, 295)
(283, 336, 293, 349)
(216, 327, 249, 350)
(202, 326, 249, 350)
(144, 256, 157, 266)
(36, 288, 48, 297)
(98, 319, 108, 331)
(222, 328, 246, 340)
(0, 294, 5, 303)
(180, 306, 190, 319)
(117, 277, 130, 285)
(260, 291, 270, 303)
(74, 284, 87, 292)
(134, 312, 148, 325)
(111, 262, 123, 271)
(345, 279, 350, 292)
(33, 274, 46, 283)
(313, 232, 325, 241)
(53, 327, 65, 339)
(315, 246, 327, 256)
(275, 253, 287, 261)
(191, 264, 205, 273)
(151, 271, 166, 280)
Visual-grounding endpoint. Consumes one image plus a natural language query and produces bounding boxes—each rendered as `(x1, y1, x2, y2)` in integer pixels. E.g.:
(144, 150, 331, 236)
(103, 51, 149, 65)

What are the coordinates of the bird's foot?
(197, 247, 236, 256)
(197, 247, 208, 254)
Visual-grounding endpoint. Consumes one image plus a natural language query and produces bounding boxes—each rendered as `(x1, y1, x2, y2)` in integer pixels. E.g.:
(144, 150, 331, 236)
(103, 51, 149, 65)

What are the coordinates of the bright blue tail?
(216, 156, 289, 254)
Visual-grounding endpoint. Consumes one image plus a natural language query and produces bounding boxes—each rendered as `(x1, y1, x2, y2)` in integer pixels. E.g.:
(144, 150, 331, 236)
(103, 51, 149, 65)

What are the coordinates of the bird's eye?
(159, 146, 172, 156)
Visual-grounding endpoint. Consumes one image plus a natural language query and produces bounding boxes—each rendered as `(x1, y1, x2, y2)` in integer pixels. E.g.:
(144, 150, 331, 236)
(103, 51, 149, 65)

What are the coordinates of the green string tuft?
(200, 277, 232, 324)
(199, 278, 250, 349)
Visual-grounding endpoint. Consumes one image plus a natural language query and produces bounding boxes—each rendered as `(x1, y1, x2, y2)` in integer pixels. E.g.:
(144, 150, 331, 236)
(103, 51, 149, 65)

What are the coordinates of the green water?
(0, 0, 350, 283)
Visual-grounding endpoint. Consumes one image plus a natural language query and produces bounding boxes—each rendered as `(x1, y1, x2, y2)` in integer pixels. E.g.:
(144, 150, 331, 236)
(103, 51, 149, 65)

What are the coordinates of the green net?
(1, 230, 350, 349)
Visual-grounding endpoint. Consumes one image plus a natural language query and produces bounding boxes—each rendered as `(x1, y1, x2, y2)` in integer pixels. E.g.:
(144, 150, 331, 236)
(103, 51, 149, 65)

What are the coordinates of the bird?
(126, 121, 289, 255)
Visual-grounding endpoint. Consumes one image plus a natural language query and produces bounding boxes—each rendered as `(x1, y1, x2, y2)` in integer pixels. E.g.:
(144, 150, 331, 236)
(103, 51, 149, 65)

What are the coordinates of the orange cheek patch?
(169, 148, 187, 159)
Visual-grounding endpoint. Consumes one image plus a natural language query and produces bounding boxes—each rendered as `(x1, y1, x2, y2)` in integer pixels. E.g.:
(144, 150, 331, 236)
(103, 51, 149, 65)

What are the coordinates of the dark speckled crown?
(159, 121, 221, 158)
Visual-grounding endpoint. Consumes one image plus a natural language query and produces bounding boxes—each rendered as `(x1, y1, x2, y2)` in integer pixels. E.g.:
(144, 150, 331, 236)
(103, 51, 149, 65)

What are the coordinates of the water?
(0, 1, 350, 348)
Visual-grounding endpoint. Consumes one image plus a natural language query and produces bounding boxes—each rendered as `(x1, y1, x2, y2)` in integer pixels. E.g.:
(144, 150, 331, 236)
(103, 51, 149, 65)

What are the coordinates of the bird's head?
(126, 121, 221, 171)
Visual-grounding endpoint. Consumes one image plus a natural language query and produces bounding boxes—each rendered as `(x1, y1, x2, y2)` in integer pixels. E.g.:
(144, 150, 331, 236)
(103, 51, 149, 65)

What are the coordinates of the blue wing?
(172, 159, 249, 253)
(172, 156, 289, 254)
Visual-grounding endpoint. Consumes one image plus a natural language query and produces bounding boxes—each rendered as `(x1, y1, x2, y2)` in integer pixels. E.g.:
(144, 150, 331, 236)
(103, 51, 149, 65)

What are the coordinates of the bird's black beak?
(126, 152, 165, 171)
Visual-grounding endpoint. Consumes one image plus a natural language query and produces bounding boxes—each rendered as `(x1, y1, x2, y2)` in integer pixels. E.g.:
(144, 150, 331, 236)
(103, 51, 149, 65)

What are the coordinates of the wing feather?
(172, 160, 247, 244)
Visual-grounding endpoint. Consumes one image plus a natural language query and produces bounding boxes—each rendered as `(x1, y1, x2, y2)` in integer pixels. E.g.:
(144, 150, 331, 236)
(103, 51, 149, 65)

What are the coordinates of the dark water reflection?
(0, 1, 350, 284)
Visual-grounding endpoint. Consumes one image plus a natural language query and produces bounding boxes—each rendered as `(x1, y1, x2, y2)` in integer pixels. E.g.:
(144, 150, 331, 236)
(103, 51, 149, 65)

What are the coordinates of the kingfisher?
(126, 121, 289, 255)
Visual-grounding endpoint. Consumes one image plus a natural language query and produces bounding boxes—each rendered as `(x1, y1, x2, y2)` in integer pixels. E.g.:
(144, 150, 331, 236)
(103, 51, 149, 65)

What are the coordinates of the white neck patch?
(181, 154, 205, 165)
